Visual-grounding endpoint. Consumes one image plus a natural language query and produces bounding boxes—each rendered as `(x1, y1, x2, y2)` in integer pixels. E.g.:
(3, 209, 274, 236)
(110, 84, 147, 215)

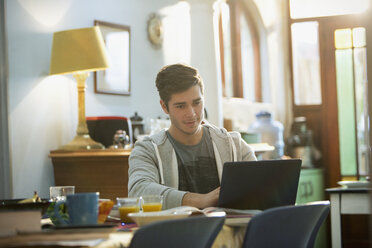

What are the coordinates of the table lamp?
(49, 26, 109, 150)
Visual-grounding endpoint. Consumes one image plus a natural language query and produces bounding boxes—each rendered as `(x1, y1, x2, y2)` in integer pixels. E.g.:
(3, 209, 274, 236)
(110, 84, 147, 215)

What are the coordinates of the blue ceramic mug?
(54, 192, 99, 226)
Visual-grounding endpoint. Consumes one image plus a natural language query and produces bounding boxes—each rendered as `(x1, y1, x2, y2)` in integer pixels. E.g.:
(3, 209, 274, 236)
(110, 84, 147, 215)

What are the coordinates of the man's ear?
(160, 100, 169, 114)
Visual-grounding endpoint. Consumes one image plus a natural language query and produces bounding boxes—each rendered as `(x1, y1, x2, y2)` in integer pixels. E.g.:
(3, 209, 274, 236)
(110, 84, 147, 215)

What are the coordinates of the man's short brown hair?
(155, 64, 204, 107)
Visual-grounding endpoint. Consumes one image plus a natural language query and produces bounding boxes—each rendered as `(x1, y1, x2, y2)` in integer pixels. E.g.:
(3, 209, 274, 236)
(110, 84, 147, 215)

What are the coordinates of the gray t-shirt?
(167, 126, 220, 194)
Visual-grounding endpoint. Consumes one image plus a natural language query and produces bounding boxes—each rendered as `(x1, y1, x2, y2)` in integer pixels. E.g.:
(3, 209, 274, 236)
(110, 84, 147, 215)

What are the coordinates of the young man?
(128, 64, 256, 209)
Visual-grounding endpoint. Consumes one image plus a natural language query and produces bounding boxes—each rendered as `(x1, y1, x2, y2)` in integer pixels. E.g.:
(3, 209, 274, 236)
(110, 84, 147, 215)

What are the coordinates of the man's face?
(161, 85, 204, 137)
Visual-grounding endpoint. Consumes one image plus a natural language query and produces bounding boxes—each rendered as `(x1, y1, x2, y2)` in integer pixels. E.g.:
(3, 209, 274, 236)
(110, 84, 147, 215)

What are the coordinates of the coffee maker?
(286, 117, 321, 167)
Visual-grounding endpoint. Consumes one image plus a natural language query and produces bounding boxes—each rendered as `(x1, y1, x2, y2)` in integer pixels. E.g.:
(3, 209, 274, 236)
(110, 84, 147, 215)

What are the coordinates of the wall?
(0, 0, 11, 199)
(6, 0, 288, 199)
(6, 0, 178, 198)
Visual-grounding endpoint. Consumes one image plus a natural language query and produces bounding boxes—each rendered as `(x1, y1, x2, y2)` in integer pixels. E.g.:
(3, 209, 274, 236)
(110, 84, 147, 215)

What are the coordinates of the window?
(290, 21, 322, 105)
(288, 0, 370, 182)
(334, 27, 369, 177)
(290, 0, 369, 19)
(217, 0, 262, 102)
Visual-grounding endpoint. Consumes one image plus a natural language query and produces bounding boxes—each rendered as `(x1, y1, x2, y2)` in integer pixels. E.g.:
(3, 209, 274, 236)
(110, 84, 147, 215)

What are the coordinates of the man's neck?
(168, 125, 203, 145)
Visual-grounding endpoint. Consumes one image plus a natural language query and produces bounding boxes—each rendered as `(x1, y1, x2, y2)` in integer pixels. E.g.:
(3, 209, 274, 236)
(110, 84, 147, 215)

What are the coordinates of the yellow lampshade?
(49, 26, 109, 75)
(49, 26, 109, 150)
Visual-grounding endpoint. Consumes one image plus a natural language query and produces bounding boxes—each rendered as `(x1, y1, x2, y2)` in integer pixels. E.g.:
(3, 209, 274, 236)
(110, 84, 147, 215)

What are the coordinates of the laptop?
(217, 159, 302, 210)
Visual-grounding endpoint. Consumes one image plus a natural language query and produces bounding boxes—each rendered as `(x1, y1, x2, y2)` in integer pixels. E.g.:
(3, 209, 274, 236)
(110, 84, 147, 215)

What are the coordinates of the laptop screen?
(218, 159, 302, 210)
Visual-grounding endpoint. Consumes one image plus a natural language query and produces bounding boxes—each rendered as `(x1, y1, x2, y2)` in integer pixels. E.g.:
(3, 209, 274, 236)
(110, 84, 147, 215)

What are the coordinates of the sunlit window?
(291, 22, 322, 105)
(353, 27, 366, 48)
(290, 0, 370, 19)
(217, 1, 262, 101)
(335, 29, 352, 49)
(335, 27, 369, 177)
(219, 1, 233, 97)
(240, 14, 256, 101)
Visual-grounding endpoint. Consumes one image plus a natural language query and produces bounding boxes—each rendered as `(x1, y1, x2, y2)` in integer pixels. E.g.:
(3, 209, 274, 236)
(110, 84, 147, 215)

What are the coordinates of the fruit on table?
(18, 191, 41, 203)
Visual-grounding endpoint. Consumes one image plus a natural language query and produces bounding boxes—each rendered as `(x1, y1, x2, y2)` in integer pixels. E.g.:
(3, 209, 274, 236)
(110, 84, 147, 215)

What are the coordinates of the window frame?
(218, 0, 262, 101)
(287, 0, 372, 184)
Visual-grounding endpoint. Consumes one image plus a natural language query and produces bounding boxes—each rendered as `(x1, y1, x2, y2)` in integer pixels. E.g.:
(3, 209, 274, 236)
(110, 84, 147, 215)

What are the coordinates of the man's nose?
(185, 106, 196, 117)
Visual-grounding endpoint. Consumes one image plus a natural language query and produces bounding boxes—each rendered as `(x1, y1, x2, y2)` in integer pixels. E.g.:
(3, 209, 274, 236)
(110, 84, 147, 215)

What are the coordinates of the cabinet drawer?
(296, 168, 325, 204)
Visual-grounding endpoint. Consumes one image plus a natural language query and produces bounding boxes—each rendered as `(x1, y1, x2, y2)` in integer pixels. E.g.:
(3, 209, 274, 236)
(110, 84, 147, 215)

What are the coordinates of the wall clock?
(147, 13, 163, 48)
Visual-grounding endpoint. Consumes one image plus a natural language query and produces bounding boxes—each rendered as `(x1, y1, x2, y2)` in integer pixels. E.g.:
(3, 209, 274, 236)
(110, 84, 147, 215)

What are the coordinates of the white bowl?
(128, 211, 191, 227)
(337, 180, 370, 188)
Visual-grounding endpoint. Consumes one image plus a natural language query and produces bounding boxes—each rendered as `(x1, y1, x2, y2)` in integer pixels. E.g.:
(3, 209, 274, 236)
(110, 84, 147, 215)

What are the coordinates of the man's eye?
(176, 105, 184, 109)
(193, 101, 201, 106)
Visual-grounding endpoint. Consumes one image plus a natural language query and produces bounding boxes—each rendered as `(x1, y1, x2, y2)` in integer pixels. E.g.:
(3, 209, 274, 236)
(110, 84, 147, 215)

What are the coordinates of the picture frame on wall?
(94, 20, 131, 96)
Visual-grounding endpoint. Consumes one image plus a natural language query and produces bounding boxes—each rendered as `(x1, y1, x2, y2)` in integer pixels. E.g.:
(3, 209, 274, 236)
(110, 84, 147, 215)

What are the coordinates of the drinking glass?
(116, 197, 140, 223)
(98, 199, 114, 224)
(141, 195, 163, 212)
(49, 186, 75, 201)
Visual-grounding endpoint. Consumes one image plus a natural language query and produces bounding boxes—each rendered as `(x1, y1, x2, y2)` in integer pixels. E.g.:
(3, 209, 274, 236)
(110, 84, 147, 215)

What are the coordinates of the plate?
(337, 181, 370, 188)
(128, 211, 191, 227)
(52, 223, 117, 229)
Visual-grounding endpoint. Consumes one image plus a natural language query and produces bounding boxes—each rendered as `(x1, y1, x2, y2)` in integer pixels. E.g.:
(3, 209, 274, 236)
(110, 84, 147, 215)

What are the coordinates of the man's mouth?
(184, 120, 196, 126)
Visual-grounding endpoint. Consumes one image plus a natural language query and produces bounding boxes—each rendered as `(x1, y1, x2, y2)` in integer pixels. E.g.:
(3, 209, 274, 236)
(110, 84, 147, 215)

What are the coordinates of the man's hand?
(181, 187, 220, 209)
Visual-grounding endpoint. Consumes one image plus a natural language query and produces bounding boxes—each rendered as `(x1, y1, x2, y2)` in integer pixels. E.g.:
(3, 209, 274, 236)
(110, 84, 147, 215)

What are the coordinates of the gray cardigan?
(128, 123, 257, 209)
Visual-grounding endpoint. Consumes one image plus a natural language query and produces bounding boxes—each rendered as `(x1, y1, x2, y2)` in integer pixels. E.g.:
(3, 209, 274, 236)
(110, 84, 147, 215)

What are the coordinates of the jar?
(248, 111, 284, 159)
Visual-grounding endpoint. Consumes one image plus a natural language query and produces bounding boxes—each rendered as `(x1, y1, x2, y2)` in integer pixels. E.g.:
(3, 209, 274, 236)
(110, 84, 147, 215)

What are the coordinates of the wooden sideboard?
(49, 149, 131, 202)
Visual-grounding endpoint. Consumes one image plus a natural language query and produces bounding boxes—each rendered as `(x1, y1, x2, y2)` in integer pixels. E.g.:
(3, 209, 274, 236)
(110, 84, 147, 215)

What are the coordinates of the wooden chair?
(242, 201, 330, 248)
(128, 216, 225, 248)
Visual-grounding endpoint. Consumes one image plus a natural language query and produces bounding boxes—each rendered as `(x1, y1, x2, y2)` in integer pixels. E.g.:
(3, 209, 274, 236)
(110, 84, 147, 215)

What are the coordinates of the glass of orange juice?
(116, 197, 140, 223)
(98, 199, 114, 224)
(141, 195, 163, 212)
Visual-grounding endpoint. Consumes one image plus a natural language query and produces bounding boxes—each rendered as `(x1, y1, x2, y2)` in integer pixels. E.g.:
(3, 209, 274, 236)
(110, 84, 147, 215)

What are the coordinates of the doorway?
(289, 9, 371, 248)
(289, 13, 370, 188)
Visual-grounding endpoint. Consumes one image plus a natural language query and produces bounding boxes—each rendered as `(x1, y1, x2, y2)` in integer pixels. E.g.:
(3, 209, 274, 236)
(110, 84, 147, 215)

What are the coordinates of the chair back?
(242, 201, 330, 248)
(129, 216, 225, 248)
(86, 116, 132, 147)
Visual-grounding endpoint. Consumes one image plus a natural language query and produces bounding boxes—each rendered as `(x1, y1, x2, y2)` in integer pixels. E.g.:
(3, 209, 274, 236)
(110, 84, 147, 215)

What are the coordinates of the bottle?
(248, 111, 284, 159)
(130, 112, 144, 143)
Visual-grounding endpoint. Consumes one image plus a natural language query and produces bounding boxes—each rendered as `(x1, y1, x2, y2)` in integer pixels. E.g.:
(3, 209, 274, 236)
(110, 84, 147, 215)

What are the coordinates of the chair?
(242, 201, 330, 248)
(86, 116, 133, 147)
(128, 216, 225, 248)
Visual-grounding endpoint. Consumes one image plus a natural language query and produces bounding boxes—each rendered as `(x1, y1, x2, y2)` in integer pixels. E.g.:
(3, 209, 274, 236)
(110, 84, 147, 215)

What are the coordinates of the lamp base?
(60, 134, 105, 150)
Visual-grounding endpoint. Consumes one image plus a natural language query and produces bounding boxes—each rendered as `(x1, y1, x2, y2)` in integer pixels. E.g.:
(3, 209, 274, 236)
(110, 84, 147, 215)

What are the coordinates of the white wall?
(6, 0, 178, 198)
(6, 0, 288, 199)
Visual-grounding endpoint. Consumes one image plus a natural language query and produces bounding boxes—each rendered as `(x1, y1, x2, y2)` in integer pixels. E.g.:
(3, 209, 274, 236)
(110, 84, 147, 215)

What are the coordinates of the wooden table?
(49, 149, 131, 202)
(326, 187, 371, 248)
(0, 222, 247, 248)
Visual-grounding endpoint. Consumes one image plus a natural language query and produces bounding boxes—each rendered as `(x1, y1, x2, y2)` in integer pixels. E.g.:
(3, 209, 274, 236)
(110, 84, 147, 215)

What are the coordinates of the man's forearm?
(182, 192, 205, 209)
(181, 187, 220, 209)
